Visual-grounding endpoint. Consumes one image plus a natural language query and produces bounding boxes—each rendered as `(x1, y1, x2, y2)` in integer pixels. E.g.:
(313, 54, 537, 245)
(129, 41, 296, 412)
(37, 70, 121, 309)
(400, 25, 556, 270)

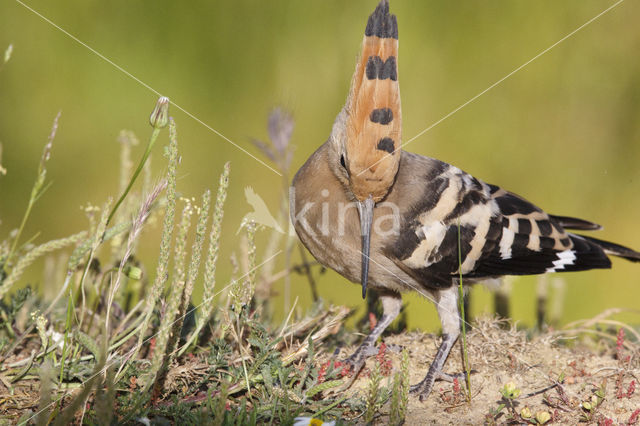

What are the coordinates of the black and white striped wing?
(390, 165, 612, 289)
(465, 185, 611, 279)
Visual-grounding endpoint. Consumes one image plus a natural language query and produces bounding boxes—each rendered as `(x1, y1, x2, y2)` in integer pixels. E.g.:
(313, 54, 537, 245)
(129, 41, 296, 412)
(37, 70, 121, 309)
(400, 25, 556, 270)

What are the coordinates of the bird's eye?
(340, 155, 346, 169)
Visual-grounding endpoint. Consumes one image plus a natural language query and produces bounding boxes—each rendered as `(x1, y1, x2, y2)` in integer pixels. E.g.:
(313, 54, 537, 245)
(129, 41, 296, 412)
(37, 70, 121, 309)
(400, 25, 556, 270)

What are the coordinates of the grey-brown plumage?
(290, 0, 640, 401)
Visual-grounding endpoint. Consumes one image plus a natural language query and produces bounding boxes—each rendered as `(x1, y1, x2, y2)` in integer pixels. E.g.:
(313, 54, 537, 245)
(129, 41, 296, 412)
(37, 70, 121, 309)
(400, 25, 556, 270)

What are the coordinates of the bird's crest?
(345, 0, 402, 202)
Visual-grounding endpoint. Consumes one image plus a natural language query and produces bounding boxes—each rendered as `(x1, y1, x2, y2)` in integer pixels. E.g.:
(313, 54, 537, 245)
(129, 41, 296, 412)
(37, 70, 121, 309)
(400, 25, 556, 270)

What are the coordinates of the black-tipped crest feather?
(365, 0, 398, 39)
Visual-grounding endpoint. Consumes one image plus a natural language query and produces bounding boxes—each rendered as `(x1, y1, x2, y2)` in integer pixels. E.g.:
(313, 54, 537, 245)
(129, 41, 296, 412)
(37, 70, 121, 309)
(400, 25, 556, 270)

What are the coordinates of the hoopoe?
(290, 0, 640, 400)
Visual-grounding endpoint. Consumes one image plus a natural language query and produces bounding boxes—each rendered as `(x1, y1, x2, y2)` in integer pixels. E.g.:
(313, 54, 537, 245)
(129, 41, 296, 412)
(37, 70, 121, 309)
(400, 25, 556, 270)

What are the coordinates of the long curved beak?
(356, 195, 375, 299)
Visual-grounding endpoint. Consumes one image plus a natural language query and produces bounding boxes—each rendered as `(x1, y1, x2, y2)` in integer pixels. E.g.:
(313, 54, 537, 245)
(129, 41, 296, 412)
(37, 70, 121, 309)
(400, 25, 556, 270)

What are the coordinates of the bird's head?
(328, 0, 401, 299)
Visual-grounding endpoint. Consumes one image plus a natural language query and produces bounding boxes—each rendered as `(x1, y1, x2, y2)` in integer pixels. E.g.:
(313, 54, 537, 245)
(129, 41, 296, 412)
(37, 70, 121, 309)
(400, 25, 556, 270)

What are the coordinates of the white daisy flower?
(293, 416, 336, 426)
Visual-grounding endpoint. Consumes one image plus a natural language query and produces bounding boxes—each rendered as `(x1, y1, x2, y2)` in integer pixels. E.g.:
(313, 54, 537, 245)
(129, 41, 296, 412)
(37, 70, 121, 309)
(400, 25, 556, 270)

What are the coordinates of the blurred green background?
(1, 0, 639, 331)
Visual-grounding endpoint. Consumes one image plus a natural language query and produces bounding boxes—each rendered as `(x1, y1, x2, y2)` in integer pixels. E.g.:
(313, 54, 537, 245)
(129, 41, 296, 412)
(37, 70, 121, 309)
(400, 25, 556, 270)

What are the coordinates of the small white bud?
(149, 96, 169, 129)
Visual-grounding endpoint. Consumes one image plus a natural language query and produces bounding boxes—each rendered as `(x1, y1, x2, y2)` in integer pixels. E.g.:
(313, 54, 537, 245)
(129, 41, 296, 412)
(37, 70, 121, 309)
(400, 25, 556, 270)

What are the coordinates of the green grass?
(0, 101, 401, 425)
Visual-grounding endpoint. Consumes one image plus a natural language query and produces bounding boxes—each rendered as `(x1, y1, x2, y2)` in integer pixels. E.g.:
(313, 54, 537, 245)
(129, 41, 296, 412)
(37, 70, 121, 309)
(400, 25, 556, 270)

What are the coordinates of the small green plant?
(534, 410, 551, 425)
(578, 380, 606, 422)
(389, 348, 410, 425)
(0, 286, 31, 337)
(500, 381, 521, 400)
(487, 381, 522, 422)
(520, 405, 532, 421)
(133, 115, 179, 372)
(179, 162, 230, 355)
(0, 112, 89, 301)
(364, 361, 382, 424)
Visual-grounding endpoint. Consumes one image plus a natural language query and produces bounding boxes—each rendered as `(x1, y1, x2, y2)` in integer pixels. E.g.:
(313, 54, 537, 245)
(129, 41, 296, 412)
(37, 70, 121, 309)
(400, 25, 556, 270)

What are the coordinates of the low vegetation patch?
(0, 97, 638, 424)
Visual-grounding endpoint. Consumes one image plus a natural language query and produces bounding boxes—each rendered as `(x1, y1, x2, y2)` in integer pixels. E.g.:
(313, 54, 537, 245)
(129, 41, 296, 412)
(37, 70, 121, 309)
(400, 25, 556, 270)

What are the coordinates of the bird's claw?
(341, 344, 381, 373)
(436, 370, 477, 383)
(409, 380, 435, 402)
(410, 369, 477, 401)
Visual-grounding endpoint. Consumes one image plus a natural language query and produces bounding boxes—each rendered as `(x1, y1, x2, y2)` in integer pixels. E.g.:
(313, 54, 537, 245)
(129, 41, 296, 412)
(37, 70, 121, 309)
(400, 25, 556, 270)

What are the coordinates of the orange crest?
(345, 0, 402, 202)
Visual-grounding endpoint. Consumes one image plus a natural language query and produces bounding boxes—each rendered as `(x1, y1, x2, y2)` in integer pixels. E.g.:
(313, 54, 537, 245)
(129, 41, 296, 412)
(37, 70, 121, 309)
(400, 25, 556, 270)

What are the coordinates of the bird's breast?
(290, 150, 414, 292)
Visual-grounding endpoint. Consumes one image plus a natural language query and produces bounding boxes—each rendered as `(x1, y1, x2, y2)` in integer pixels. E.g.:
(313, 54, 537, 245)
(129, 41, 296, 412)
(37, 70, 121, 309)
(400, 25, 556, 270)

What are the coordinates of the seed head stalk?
(457, 220, 471, 401)
(107, 97, 169, 226)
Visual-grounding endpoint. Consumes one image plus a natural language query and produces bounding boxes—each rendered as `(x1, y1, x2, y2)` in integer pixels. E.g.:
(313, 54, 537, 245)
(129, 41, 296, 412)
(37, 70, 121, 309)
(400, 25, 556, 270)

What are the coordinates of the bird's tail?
(552, 214, 640, 262)
(578, 235, 640, 262)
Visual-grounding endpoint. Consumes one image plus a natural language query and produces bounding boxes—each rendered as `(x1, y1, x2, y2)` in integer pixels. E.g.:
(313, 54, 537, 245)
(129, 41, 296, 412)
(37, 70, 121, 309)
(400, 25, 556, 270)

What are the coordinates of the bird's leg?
(410, 286, 462, 401)
(343, 291, 402, 371)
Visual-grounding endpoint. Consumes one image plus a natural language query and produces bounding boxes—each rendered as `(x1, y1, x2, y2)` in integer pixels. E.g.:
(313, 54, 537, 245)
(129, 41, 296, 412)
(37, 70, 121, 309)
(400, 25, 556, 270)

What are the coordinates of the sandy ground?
(329, 317, 640, 425)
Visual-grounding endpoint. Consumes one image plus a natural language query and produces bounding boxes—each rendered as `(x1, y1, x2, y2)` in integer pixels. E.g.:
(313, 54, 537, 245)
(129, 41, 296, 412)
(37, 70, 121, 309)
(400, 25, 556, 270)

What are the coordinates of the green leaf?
(75, 331, 100, 359)
(557, 371, 566, 383)
(261, 364, 273, 393)
(306, 379, 343, 398)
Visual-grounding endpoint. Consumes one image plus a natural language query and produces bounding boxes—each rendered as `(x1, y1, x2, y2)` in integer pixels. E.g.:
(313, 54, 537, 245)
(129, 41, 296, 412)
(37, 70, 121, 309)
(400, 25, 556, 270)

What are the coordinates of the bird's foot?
(410, 369, 476, 401)
(385, 343, 403, 353)
(436, 370, 477, 383)
(341, 344, 380, 374)
(408, 372, 438, 402)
